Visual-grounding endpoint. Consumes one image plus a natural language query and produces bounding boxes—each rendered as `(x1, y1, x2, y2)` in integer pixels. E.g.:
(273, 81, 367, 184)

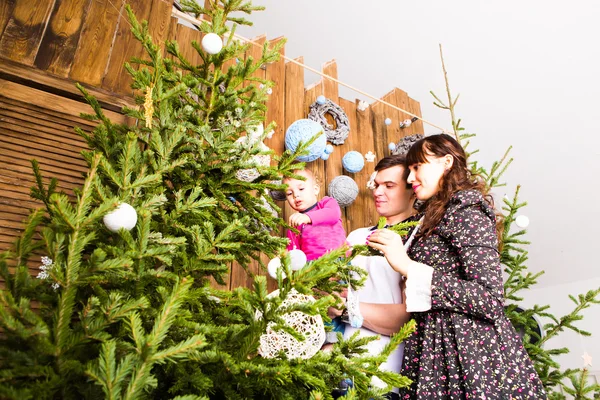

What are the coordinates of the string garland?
(171, 8, 451, 134)
(106, 0, 451, 134)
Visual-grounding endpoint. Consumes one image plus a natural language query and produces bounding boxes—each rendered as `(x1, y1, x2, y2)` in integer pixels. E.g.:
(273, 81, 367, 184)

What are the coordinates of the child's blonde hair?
(284, 169, 321, 187)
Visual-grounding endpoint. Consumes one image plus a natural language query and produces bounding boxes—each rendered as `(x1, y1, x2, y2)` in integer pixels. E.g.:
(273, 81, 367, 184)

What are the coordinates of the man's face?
(371, 165, 414, 225)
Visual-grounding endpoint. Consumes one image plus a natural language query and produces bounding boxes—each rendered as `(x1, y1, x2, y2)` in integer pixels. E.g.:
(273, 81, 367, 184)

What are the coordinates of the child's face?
(284, 171, 319, 212)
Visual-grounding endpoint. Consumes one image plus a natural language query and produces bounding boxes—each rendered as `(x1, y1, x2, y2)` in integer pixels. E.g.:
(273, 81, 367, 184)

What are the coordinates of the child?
(283, 169, 347, 343)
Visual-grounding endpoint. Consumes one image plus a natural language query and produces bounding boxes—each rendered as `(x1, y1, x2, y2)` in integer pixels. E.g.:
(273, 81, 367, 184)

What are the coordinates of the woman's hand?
(367, 229, 411, 275)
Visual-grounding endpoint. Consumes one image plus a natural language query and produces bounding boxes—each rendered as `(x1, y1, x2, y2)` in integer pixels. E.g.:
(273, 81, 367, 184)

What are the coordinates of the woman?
(368, 134, 545, 399)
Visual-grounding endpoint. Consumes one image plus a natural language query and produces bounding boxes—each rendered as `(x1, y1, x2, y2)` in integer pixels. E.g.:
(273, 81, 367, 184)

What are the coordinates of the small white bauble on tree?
(515, 215, 530, 228)
(103, 203, 137, 232)
(201, 33, 223, 54)
(288, 248, 307, 271)
(267, 257, 285, 279)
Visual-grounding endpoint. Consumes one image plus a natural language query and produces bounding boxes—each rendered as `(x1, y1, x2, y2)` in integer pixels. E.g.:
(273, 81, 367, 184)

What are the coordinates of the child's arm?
(304, 197, 341, 226)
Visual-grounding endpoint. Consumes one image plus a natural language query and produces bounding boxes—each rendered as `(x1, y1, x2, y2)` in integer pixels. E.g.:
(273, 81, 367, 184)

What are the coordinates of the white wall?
(234, 0, 600, 370)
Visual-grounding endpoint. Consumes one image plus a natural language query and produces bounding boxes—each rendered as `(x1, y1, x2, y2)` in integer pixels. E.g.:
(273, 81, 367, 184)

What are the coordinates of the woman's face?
(407, 154, 448, 201)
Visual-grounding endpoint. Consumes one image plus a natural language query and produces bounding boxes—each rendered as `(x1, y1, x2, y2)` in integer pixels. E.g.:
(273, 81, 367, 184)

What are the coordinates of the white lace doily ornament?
(103, 203, 137, 232)
(201, 33, 223, 54)
(257, 289, 326, 359)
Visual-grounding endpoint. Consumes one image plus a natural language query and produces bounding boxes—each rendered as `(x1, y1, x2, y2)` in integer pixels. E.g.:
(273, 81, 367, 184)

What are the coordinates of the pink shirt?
(286, 196, 347, 260)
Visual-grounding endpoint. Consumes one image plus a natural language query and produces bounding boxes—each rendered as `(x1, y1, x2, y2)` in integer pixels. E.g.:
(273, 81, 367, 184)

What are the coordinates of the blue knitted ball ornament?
(321, 153, 330, 161)
(342, 151, 365, 173)
(384, 118, 392, 126)
(285, 119, 327, 162)
(328, 176, 359, 208)
(324, 144, 334, 155)
(316, 95, 327, 105)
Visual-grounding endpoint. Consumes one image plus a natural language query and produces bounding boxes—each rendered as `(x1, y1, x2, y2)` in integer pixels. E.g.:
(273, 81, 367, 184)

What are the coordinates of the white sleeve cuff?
(405, 261, 434, 312)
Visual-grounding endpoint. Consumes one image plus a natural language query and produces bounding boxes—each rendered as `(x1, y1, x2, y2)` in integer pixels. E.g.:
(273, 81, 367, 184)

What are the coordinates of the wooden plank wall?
(0, 0, 424, 291)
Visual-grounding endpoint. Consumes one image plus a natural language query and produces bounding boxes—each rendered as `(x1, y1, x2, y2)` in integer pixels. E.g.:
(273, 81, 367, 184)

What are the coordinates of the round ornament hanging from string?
(308, 95, 350, 145)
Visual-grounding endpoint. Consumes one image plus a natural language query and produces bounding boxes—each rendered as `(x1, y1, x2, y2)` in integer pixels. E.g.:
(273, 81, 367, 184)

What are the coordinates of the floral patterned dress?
(400, 190, 546, 399)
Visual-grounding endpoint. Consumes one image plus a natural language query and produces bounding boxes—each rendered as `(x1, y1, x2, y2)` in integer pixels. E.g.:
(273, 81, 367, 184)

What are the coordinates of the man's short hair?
(374, 154, 411, 188)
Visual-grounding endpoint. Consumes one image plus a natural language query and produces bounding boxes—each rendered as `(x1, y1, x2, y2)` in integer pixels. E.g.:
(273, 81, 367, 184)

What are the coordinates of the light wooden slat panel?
(70, 0, 123, 87)
(370, 96, 388, 168)
(304, 81, 326, 206)
(0, 204, 32, 220)
(263, 37, 285, 292)
(0, 80, 108, 256)
(0, 97, 97, 133)
(264, 37, 285, 155)
(0, 163, 82, 194)
(0, 58, 135, 112)
(354, 100, 378, 229)
(34, 0, 91, 76)
(0, 152, 87, 181)
(0, 79, 128, 123)
(282, 55, 304, 233)
(380, 90, 399, 155)
(228, 35, 267, 291)
(392, 88, 411, 142)
(102, 0, 153, 94)
(175, 22, 203, 67)
(0, 112, 89, 149)
(147, 0, 173, 55)
(338, 98, 366, 234)
(0, 0, 16, 38)
(0, 0, 54, 64)
(407, 97, 424, 135)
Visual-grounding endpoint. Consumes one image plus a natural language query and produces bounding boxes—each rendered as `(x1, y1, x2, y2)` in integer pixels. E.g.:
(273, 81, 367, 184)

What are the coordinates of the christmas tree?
(0, 2, 413, 399)
(432, 45, 600, 400)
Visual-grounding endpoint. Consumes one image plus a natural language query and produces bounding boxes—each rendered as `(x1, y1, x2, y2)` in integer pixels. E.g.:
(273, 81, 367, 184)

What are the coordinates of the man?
(332, 154, 417, 398)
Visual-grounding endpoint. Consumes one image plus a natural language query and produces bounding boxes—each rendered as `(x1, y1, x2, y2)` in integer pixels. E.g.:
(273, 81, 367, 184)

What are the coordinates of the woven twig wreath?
(308, 99, 350, 145)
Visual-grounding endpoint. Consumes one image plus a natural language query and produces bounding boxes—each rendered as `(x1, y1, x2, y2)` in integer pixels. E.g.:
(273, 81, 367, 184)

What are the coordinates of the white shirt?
(344, 227, 405, 391)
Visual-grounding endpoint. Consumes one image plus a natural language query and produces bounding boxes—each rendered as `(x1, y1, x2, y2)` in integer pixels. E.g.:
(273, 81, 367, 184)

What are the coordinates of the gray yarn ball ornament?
(391, 134, 424, 156)
(328, 175, 359, 208)
(308, 98, 350, 145)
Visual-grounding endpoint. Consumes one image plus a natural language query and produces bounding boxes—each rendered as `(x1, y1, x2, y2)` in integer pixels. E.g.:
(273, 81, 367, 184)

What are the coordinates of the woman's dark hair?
(406, 134, 492, 238)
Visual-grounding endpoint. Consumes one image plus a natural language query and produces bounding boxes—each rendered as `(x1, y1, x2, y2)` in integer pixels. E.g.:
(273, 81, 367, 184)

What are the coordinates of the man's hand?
(289, 212, 311, 227)
(367, 229, 411, 275)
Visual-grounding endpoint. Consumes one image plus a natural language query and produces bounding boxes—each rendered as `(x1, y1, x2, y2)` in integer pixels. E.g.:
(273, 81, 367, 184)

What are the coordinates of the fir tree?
(432, 45, 600, 399)
(0, 2, 414, 399)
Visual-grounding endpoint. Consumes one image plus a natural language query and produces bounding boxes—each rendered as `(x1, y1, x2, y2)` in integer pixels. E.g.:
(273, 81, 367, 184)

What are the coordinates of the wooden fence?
(0, 0, 424, 290)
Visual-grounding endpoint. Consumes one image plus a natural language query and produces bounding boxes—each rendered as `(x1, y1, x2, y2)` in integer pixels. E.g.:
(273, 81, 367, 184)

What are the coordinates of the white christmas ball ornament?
(384, 118, 392, 126)
(268, 257, 285, 279)
(515, 215, 530, 228)
(103, 203, 137, 232)
(201, 33, 223, 54)
(288, 248, 307, 271)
